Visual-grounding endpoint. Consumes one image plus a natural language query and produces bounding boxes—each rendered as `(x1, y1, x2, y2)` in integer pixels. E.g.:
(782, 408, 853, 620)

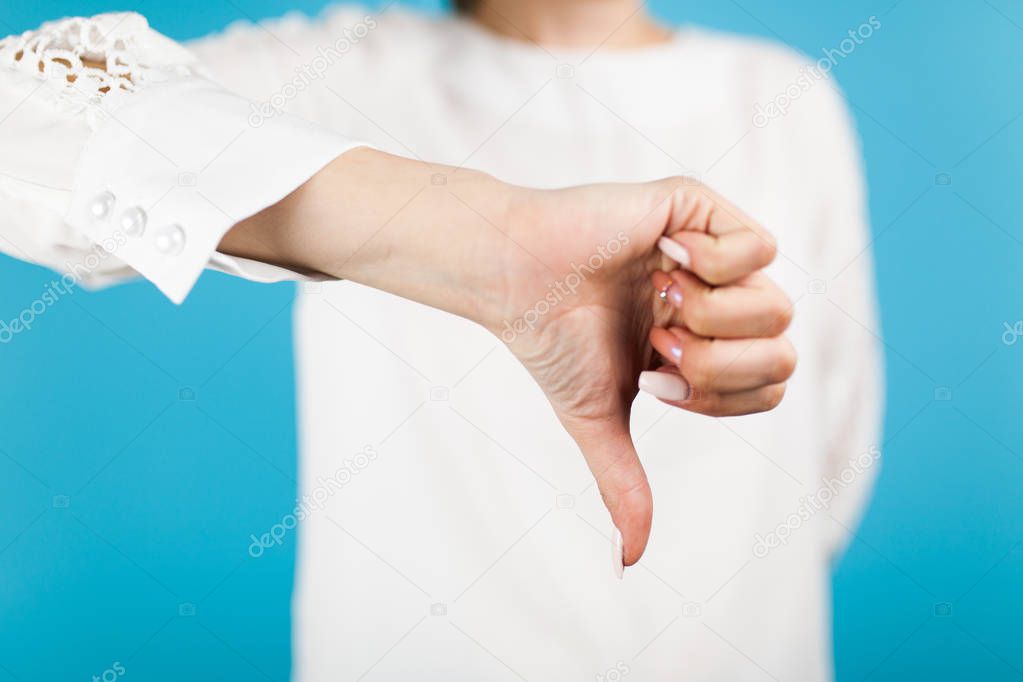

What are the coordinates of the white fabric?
(0, 6, 883, 681)
(0, 13, 359, 302)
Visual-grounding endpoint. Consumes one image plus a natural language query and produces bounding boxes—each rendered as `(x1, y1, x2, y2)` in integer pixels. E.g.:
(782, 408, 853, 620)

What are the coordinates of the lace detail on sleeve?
(0, 13, 201, 121)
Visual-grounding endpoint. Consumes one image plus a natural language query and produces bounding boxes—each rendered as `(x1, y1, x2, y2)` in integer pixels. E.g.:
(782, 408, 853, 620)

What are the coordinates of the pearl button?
(90, 191, 115, 219)
(119, 206, 147, 237)
(154, 224, 186, 255)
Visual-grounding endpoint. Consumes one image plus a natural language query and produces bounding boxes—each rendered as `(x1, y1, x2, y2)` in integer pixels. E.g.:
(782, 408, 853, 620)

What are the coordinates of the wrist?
(330, 150, 527, 329)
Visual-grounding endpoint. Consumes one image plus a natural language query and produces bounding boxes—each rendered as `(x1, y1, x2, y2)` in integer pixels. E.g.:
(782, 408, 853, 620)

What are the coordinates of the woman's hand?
(492, 180, 795, 574)
(221, 148, 795, 574)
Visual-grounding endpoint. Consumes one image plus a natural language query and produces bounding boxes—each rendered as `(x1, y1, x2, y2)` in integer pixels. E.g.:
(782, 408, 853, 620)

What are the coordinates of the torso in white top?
(0, 5, 883, 681)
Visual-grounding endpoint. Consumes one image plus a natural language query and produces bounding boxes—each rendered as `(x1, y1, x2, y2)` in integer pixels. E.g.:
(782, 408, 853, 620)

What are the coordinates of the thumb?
(573, 418, 652, 575)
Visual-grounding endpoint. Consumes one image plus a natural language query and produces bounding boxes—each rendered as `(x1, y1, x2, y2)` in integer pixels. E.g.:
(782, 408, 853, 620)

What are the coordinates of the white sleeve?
(807, 83, 886, 559)
(0, 13, 367, 303)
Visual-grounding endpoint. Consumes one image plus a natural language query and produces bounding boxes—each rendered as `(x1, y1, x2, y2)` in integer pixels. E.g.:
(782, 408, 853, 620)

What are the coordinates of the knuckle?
(670, 180, 703, 215)
(684, 357, 712, 391)
(679, 175, 703, 190)
(766, 298, 794, 335)
(684, 295, 714, 335)
(769, 343, 798, 383)
(757, 233, 778, 266)
(698, 250, 728, 284)
(762, 383, 787, 411)
(600, 475, 650, 517)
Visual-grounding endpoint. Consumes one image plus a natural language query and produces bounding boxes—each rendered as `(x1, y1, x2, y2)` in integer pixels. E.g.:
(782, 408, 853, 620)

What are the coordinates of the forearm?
(220, 148, 519, 329)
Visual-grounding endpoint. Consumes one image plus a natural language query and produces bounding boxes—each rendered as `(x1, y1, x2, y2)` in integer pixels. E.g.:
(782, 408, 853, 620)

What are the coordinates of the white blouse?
(0, 12, 359, 302)
(0, 7, 883, 682)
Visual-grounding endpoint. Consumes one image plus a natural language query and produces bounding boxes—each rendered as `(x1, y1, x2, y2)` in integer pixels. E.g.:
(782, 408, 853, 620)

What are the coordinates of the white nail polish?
(638, 371, 691, 402)
(658, 237, 692, 269)
(612, 526, 624, 580)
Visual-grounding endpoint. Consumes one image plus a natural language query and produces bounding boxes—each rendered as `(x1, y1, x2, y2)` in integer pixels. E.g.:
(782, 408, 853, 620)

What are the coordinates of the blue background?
(2, 0, 1021, 680)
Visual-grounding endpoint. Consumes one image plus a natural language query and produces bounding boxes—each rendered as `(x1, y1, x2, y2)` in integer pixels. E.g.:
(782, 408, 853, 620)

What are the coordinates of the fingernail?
(638, 371, 691, 401)
(658, 237, 691, 269)
(612, 525, 624, 580)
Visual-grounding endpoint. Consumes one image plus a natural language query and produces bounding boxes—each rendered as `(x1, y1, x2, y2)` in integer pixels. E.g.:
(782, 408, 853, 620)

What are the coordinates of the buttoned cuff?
(68, 76, 365, 303)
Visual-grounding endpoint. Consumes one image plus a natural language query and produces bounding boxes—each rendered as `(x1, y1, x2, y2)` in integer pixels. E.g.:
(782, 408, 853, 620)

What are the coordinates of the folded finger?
(667, 270, 794, 339)
(664, 327, 797, 393)
(639, 367, 787, 417)
(661, 228, 776, 285)
(680, 382, 788, 417)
